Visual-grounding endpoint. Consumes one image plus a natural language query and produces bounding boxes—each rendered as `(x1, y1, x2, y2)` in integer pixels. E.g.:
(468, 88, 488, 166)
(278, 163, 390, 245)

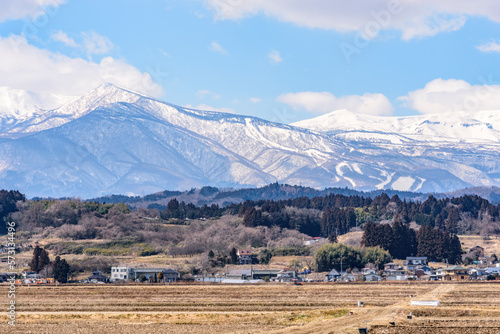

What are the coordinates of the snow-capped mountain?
(0, 84, 499, 198)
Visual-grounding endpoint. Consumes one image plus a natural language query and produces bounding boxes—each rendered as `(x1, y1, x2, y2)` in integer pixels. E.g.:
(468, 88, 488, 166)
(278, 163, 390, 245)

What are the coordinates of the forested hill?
(156, 192, 500, 237)
(88, 183, 430, 208)
(2, 188, 500, 264)
(87, 183, 500, 209)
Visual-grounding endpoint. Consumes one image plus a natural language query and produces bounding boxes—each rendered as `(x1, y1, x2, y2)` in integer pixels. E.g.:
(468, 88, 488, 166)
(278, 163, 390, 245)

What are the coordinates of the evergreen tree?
(30, 246, 51, 274)
(0, 190, 25, 235)
(391, 221, 407, 259)
(39, 248, 50, 271)
(243, 207, 257, 227)
(448, 234, 463, 264)
(229, 248, 238, 264)
(328, 232, 337, 243)
(30, 245, 42, 272)
(53, 256, 70, 283)
(378, 224, 394, 252)
(361, 222, 377, 247)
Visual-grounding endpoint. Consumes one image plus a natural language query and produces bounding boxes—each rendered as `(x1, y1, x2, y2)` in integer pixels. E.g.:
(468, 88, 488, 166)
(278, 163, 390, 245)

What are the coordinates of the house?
(436, 266, 469, 281)
(237, 250, 253, 265)
(361, 268, 377, 275)
(384, 262, 400, 270)
(22, 271, 38, 279)
(276, 270, 295, 282)
(110, 266, 133, 282)
(87, 271, 108, 283)
(326, 268, 341, 281)
(162, 269, 180, 282)
(384, 269, 415, 281)
(364, 274, 381, 281)
(485, 264, 500, 275)
(339, 273, 358, 282)
(469, 268, 488, 278)
(227, 269, 253, 280)
(404, 257, 428, 271)
(133, 268, 170, 282)
(419, 265, 434, 275)
(469, 245, 485, 258)
(252, 268, 296, 280)
(303, 237, 326, 246)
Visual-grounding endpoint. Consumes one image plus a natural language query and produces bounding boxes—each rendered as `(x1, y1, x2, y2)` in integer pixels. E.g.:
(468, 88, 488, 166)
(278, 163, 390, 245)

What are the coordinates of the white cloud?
(205, 0, 500, 40)
(268, 50, 282, 63)
(477, 41, 500, 53)
(82, 31, 114, 59)
(51, 30, 77, 47)
(210, 41, 228, 54)
(184, 103, 234, 114)
(277, 91, 393, 116)
(0, 0, 64, 22)
(51, 30, 114, 59)
(195, 89, 220, 99)
(0, 35, 162, 113)
(400, 78, 500, 114)
(249, 97, 261, 103)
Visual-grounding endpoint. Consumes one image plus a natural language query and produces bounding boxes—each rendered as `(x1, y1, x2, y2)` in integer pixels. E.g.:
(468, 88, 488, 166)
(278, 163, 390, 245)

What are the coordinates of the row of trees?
(362, 221, 417, 259)
(207, 192, 500, 239)
(361, 222, 462, 264)
(159, 199, 225, 220)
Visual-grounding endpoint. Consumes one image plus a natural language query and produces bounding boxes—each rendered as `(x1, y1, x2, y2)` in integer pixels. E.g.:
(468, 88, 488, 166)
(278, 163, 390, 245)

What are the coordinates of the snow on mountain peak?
(292, 109, 500, 143)
(2, 84, 500, 198)
(55, 83, 146, 116)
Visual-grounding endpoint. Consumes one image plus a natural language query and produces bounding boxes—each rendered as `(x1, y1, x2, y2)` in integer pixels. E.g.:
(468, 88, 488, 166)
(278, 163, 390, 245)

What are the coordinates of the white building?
(485, 265, 500, 275)
(110, 266, 133, 282)
(303, 237, 326, 246)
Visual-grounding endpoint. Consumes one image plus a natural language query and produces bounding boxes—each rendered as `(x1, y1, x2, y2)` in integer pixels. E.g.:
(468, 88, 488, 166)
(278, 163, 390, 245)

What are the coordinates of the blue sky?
(1, 0, 500, 122)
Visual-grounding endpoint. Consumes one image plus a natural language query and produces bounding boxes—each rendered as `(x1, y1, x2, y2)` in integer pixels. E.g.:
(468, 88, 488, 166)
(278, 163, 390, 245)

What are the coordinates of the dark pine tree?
(53, 256, 70, 283)
(448, 234, 463, 264)
(229, 248, 238, 264)
(361, 222, 378, 247)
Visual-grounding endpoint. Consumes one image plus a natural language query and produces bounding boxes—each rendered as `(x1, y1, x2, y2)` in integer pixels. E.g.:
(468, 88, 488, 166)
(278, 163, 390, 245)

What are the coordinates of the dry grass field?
(459, 235, 500, 256)
(1, 282, 500, 333)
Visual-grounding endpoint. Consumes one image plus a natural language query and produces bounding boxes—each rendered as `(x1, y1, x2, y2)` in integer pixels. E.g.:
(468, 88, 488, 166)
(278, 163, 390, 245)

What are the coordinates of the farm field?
(1, 282, 500, 333)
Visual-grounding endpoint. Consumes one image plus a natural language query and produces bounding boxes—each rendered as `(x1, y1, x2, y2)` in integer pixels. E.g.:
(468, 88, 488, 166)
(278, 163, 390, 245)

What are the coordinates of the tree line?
(361, 221, 462, 264)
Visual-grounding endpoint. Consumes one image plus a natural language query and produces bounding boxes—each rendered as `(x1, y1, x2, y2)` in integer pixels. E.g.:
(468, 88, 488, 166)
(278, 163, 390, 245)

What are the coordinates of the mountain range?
(0, 84, 499, 198)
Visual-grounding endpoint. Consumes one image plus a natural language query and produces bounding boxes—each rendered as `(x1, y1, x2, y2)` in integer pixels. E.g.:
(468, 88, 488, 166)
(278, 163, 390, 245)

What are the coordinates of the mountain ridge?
(0, 84, 499, 198)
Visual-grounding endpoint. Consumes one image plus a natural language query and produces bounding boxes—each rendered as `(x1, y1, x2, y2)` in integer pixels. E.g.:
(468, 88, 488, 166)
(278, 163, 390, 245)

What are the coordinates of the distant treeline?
(89, 182, 429, 206)
(156, 192, 500, 238)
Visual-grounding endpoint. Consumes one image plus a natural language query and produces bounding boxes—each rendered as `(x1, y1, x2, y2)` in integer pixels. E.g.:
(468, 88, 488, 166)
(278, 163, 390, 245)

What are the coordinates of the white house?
(485, 265, 500, 275)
